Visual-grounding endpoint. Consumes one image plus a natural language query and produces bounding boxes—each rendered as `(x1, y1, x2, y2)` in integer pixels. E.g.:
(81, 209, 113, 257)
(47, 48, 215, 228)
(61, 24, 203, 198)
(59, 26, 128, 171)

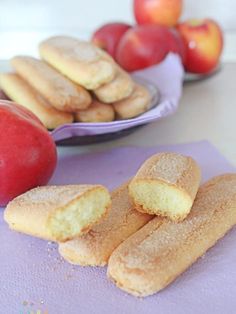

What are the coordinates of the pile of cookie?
(4, 152, 236, 297)
(0, 36, 153, 129)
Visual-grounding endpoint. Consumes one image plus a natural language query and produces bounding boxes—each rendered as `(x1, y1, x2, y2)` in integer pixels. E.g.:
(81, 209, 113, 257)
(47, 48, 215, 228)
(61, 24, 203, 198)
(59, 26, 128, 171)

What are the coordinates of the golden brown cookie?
(108, 174, 236, 297)
(75, 99, 115, 122)
(129, 152, 201, 221)
(39, 36, 117, 90)
(11, 56, 92, 112)
(59, 182, 152, 266)
(4, 185, 111, 242)
(113, 83, 152, 119)
(0, 73, 73, 129)
(94, 67, 134, 103)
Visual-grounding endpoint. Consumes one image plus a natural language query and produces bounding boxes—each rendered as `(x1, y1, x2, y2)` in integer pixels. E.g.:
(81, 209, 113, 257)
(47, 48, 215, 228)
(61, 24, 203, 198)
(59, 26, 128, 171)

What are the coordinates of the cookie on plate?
(39, 36, 117, 90)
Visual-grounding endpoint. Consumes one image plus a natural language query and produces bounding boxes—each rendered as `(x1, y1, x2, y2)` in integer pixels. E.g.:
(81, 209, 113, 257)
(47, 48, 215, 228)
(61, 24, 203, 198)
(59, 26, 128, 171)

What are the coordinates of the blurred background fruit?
(91, 22, 131, 60)
(177, 19, 223, 74)
(166, 28, 186, 63)
(115, 24, 186, 71)
(115, 25, 169, 71)
(91, 0, 223, 74)
(134, 0, 183, 27)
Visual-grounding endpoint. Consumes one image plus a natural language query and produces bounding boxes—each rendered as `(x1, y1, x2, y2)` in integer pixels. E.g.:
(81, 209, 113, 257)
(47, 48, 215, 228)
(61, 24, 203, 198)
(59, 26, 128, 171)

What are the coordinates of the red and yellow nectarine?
(134, 0, 183, 27)
(116, 24, 185, 71)
(116, 25, 170, 71)
(177, 19, 223, 74)
(92, 22, 131, 60)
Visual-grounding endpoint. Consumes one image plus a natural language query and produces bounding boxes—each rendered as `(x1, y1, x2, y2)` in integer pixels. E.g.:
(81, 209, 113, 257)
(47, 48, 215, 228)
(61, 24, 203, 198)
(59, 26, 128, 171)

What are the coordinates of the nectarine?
(92, 22, 131, 60)
(167, 28, 186, 64)
(116, 25, 170, 71)
(177, 19, 223, 74)
(116, 24, 184, 71)
(134, 0, 183, 27)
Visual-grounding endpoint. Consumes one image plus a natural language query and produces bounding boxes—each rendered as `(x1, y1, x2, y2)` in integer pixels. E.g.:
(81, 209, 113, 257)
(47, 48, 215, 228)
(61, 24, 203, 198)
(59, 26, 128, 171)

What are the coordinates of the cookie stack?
(0, 36, 152, 129)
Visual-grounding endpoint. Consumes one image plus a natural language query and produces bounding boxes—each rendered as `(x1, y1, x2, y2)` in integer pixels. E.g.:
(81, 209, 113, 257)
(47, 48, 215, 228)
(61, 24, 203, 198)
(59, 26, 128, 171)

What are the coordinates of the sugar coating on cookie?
(113, 83, 151, 119)
(4, 185, 111, 242)
(94, 67, 134, 103)
(108, 174, 236, 297)
(0, 73, 73, 129)
(39, 36, 116, 90)
(11, 56, 92, 112)
(75, 99, 115, 123)
(58, 182, 152, 266)
(129, 152, 201, 221)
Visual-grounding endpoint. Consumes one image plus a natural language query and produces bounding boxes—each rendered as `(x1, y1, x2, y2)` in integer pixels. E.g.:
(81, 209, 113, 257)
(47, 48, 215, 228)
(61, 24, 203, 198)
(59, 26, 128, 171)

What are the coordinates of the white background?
(0, 0, 236, 59)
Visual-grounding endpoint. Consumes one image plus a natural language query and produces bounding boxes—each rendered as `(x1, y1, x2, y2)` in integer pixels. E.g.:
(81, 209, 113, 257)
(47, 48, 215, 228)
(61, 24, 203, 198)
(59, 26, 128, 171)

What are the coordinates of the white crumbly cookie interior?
(130, 180, 192, 219)
(48, 189, 110, 241)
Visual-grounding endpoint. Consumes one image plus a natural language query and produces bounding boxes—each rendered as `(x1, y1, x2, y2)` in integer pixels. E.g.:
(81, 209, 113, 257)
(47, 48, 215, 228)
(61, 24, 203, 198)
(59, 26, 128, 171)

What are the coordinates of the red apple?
(134, 0, 183, 27)
(92, 22, 131, 60)
(0, 100, 57, 206)
(177, 19, 223, 74)
(116, 25, 169, 71)
(116, 24, 184, 72)
(167, 28, 186, 64)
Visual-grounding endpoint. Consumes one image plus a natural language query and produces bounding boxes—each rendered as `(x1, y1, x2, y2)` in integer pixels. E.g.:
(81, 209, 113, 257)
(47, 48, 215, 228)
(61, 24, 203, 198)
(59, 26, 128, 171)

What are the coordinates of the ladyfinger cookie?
(94, 67, 134, 103)
(75, 99, 115, 123)
(11, 56, 92, 112)
(0, 73, 73, 129)
(59, 182, 152, 266)
(108, 174, 236, 297)
(129, 152, 201, 221)
(39, 36, 116, 90)
(4, 185, 111, 242)
(113, 83, 152, 119)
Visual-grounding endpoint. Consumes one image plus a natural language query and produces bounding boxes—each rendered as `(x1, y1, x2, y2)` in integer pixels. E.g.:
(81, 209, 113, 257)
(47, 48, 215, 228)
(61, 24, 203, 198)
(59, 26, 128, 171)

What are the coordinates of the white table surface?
(57, 62, 236, 166)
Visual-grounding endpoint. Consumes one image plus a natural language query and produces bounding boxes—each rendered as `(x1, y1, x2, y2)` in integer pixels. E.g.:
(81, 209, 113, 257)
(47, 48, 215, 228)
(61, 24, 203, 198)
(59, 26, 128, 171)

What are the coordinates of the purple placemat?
(0, 141, 236, 314)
